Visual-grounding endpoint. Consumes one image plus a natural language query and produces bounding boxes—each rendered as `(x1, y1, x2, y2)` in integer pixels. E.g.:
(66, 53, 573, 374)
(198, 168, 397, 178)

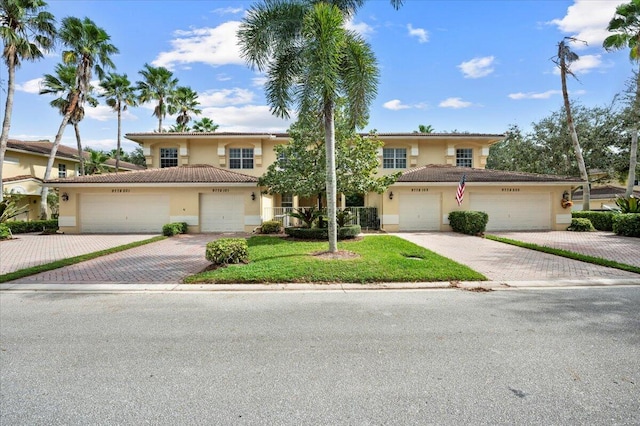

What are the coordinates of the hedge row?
(162, 222, 188, 236)
(284, 225, 361, 240)
(612, 214, 640, 237)
(4, 220, 58, 234)
(448, 211, 488, 235)
(571, 211, 614, 231)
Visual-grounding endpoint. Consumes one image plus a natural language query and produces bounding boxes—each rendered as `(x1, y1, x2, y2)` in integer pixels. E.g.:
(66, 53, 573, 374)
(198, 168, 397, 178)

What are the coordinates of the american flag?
(456, 174, 466, 206)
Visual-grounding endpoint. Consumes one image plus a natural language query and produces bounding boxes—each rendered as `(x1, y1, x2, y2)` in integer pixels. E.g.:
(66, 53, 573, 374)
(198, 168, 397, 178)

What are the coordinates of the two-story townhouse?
(47, 131, 584, 234)
(3, 139, 143, 220)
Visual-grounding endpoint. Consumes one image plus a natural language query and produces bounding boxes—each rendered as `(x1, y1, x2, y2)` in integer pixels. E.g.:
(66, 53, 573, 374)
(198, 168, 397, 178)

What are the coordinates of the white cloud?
(85, 105, 137, 122)
(345, 19, 374, 38)
(252, 76, 268, 87)
(152, 21, 244, 69)
(16, 78, 43, 94)
(508, 89, 586, 100)
(198, 88, 255, 107)
(407, 24, 428, 43)
(81, 138, 139, 153)
(211, 7, 243, 15)
(549, 0, 618, 47)
(202, 105, 294, 132)
(439, 97, 472, 109)
(383, 99, 411, 110)
(458, 56, 495, 79)
(552, 54, 604, 75)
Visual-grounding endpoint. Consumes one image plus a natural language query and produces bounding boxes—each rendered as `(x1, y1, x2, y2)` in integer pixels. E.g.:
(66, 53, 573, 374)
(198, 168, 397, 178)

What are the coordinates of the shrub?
(205, 238, 249, 265)
(336, 209, 354, 227)
(0, 224, 11, 240)
(612, 214, 640, 237)
(448, 211, 488, 235)
(260, 220, 281, 234)
(288, 207, 323, 228)
(162, 222, 188, 236)
(615, 195, 640, 213)
(567, 218, 595, 232)
(572, 211, 614, 231)
(284, 225, 361, 240)
(5, 220, 58, 234)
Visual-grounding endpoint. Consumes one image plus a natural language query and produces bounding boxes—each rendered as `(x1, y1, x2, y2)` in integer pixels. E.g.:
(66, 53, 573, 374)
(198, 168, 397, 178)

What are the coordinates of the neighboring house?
(2, 139, 143, 220)
(47, 132, 584, 234)
(572, 185, 640, 211)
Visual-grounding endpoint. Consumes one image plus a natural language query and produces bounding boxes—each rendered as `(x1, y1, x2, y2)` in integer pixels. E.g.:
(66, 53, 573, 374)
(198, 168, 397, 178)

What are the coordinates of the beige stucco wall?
(379, 184, 573, 232)
(3, 151, 79, 180)
(57, 186, 261, 234)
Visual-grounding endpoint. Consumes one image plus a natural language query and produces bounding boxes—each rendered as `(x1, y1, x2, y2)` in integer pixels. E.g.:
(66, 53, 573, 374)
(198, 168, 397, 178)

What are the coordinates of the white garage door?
(470, 193, 551, 231)
(200, 193, 245, 232)
(80, 194, 170, 233)
(399, 192, 441, 231)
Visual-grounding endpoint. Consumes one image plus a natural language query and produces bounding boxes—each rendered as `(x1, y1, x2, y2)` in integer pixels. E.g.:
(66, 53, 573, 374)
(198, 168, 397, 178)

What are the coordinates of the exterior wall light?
(61, 193, 69, 202)
(251, 192, 256, 201)
(389, 191, 394, 200)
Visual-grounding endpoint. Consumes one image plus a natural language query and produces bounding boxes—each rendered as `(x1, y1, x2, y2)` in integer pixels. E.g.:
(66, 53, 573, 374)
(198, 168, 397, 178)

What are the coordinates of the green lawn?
(185, 235, 487, 284)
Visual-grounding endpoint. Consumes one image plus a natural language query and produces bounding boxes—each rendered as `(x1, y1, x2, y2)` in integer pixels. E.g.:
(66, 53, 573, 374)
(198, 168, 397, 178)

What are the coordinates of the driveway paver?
(395, 232, 640, 283)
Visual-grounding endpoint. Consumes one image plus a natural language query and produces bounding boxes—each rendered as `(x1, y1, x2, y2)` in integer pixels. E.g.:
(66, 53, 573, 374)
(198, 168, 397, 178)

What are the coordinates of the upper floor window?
(456, 148, 473, 168)
(160, 148, 178, 168)
(58, 164, 67, 178)
(281, 194, 293, 208)
(229, 148, 254, 169)
(383, 148, 406, 169)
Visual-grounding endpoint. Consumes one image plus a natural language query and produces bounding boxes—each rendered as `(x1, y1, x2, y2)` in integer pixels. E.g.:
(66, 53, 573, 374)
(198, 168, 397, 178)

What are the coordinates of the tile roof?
(3, 175, 42, 183)
(7, 139, 144, 171)
(573, 185, 640, 200)
(46, 164, 258, 184)
(124, 131, 504, 140)
(398, 165, 583, 183)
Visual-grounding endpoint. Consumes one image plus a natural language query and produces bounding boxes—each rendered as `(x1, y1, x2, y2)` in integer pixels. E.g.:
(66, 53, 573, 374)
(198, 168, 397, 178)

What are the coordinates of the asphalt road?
(1, 288, 639, 425)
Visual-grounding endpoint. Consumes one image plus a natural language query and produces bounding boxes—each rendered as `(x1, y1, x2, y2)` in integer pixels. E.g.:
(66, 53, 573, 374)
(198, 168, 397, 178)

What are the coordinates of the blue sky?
(3, 0, 634, 153)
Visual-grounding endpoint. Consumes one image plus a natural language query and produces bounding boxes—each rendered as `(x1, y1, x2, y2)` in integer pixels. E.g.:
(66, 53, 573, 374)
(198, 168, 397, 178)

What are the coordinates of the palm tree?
(192, 117, 219, 132)
(604, 0, 640, 196)
(40, 63, 99, 176)
(239, 1, 381, 252)
(100, 72, 137, 173)
(417, 124, 434, 133)
(84, 148, 109, 175)
(40, 16, 118, 218)
(136, 63, 178, 132)
(167, 123, 190, 133)
(167, 86, 201, 129)
(0, 0, 56, 200)
(554, 37, 590, 211)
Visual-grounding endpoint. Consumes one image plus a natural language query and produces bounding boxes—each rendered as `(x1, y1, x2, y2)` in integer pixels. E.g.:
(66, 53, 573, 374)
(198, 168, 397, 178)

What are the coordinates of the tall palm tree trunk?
(324, 101, 338, 253)
(560, 55, 590, 210)
(626, 68, 639, 197)
(116, 105, 122, 172)
(0, 53, 17, 202)
(158, 99, 164, 132)
(41, 109, 74, 219)
(74, 123, 85, 176)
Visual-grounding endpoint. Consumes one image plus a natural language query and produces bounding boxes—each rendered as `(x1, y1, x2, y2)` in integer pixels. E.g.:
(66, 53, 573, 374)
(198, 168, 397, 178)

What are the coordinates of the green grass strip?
(0, 236, 167, 283)
(485, 234, 640, 275)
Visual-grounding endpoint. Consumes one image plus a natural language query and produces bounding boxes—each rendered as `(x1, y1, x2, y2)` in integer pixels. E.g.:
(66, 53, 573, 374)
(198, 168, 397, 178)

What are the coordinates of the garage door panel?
(399, 192, 441, 231)
(80, 194, 170, 233)
(200, 193, 244, 232)
(470, 193, 550, 231)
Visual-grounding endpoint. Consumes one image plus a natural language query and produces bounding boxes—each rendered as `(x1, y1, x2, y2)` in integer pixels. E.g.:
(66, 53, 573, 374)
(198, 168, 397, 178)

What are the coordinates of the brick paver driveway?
(5, 234, 243, 284)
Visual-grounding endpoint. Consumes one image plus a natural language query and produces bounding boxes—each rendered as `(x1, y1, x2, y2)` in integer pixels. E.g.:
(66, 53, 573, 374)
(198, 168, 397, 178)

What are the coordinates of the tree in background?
(100, 72, 138, 173)
(168, 86, 201, 130)
(192, 117, 219, 132)
(487, 104, 626, 182)
(259, 107, 398, 207)
(40, 16, 117, 218)
(604, 0, 640, 196)
(136, 63, 178, 132)
(239, 1, 381, 253)
(83, 148, 109, 175)
(415, 124, 434, 133)
(40, 63, 98, 176)
(554, 37, 590, 210)
(0, 0, 56, 200)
